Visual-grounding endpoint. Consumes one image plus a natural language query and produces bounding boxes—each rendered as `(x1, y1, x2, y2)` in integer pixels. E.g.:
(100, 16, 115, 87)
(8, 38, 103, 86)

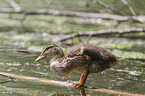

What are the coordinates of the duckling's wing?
(66, 55, 91, 67)
(66, 44, 117, 62)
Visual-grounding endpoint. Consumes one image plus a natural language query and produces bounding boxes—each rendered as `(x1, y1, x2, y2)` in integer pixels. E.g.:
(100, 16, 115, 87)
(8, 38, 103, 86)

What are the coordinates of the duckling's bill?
(35, 54, 47, 62)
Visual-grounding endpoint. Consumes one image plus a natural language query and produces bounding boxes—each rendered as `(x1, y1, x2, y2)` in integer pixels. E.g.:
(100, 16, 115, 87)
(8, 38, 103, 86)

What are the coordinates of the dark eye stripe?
(43, 45, 54, 53)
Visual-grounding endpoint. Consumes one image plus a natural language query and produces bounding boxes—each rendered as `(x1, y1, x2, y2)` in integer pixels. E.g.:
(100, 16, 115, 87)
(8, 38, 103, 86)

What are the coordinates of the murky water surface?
(0, 42, 144, 96)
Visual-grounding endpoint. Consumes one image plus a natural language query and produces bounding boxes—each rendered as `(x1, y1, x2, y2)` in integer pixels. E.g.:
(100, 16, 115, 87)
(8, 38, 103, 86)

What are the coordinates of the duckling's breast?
(50, 59, 73, 78)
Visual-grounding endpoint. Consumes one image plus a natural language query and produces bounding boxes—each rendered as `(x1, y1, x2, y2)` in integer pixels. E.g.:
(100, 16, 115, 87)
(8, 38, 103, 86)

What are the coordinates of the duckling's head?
(35, 43, 64, 62)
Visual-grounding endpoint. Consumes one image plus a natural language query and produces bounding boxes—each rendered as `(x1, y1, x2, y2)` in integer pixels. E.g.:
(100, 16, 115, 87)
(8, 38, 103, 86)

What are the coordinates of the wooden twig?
(0, 8, 144, 23)
(48, 0, 54, 6)
(0, 72, 143, 96)
(17, 13, 27, 32)
(121, 0, 136, 16)
(57, 27, 145, 42)
(54, 0, 65, 9)
(48, 0, 64, 9)
(6, 0, 21, 11)
(0, 73, 15, 84)
(85, 0, 90, 7)
(93, 0, 126, 16)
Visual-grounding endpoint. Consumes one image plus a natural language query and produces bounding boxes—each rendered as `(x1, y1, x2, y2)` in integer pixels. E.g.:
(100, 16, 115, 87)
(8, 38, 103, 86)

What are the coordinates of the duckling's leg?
(79, 71, 89, 86)
(68, 71, 89, 88)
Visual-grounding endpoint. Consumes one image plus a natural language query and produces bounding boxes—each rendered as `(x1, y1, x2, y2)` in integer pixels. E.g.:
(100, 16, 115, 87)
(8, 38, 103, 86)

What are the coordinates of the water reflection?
(78, 87, 86, 96)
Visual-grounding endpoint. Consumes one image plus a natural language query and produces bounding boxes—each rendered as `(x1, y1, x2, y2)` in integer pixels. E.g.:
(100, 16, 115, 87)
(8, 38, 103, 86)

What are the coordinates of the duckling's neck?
(50, 53, 70, 78)
(50, 54, 64, 71)
(54, 51, 64, 60)
(51, 54, 64, 62)
(56, 46, 65, 58)
(49, 49, 74, 78)
(51, 48, 65, 62)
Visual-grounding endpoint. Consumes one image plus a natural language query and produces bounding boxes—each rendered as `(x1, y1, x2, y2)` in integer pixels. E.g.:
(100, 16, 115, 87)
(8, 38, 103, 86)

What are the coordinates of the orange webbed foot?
(67, 80, 84, 89)
(67, 71, 89, 89)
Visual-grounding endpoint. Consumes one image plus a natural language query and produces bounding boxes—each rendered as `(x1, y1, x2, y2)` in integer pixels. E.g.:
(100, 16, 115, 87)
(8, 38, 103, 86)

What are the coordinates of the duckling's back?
(66, 44, 118, 73)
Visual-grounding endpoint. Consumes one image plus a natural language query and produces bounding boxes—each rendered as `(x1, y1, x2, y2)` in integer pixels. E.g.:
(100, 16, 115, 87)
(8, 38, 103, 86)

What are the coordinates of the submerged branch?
(0, 8, 145, 23)
(6, 0, 21, 11)
(0, 73, 15, 84)
(121, 0, 136, 16)
(57, 27, 145, 42)
(0, 72, 143, 96)
(94, 0, 126, 15)
(89, 89, 143, 96)
(17, 13, 27, 32)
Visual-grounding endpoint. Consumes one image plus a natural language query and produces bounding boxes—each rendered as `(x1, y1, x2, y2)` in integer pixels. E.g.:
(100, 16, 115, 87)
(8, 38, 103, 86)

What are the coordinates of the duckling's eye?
(53, 47, 57, 51)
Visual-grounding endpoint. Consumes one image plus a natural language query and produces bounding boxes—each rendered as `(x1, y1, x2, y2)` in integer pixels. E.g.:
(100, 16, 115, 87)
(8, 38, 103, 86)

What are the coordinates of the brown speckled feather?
(65, 44, 118, 73)
(66, 44, 117, 62)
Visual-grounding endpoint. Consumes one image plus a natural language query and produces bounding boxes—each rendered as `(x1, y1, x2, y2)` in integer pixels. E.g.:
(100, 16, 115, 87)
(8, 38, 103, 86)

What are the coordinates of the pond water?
(0, 40, 145, 96)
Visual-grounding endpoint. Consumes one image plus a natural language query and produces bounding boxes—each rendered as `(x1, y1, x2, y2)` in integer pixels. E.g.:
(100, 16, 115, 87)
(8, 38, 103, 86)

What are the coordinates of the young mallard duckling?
(35, 43, 118, 87)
